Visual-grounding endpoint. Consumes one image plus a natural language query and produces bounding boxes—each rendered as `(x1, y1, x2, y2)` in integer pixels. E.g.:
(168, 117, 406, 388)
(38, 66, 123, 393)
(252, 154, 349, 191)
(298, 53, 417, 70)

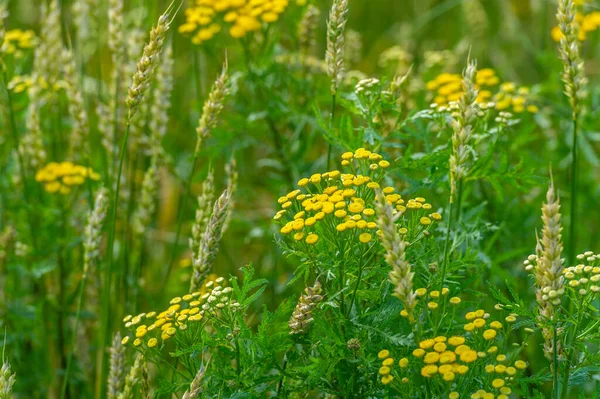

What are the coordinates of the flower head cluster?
(35, 162, 101, 194)
(426, 69, 538, 114)
(274, 149, 441, 254)
(552, 11, 600, 41)
(377, 302, 527, 397)
(179, 0, 290, 45)
(122, 277, 240, 349)
(562, 251, 600, 296)
(411, 287, 459, 315)
(1, 29, 36, 57)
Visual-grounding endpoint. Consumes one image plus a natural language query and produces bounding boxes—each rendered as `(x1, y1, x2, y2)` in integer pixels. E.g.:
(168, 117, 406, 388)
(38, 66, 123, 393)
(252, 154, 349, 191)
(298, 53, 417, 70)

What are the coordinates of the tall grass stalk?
(325, 0, 348, 170)
(99, 5, 174, 394)
(163, 61, 229, 287)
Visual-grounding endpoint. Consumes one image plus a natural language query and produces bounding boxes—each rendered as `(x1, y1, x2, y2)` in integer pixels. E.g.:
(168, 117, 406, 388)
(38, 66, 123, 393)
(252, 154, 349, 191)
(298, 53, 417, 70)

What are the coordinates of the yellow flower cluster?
(552, 11, 600, 42)
(274, 149, 441, 251)
(426, 69, 538, 114)
(377, 349, 409, 386)
(1, 29, 36, 58)
(122, 277, 239, 348)
(179, 0, 290, 45)
(402, 287, 459, 317)
(378, 298, 528, 397)
(563, 251, 600, 296)
(35, 162, 101, 194)
(8, 75, 65, 94)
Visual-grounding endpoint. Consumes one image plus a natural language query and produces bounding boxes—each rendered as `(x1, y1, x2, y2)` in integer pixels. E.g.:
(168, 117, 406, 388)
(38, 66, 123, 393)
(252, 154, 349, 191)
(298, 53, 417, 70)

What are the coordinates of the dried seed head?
(344, 29, 362, 67)
(190, 170, 215, 255)
(182, 365, 208, 399)
(449, 59, 479, 202)
(375, 189, 416, 319)
(222, 156, 237, 234)
(195, 61, 230, 155)
(132, 161, 158, 238)
(557, 0, 587, 119)
(126, 6, 175, 119)
(289, 280, 323, 335)
(117, 353, 144, 399)
(35, 0, 62, 91)
(298, 5, 320, 56)
(0, 361, 16, 399)
(107, 332, 126, 399)
(148, 43, 174, 160)
(190, 188, 232, 292)
(84, 188, 109, 275)
(63, 48, 90, 160)
(326, 0, 349, 95)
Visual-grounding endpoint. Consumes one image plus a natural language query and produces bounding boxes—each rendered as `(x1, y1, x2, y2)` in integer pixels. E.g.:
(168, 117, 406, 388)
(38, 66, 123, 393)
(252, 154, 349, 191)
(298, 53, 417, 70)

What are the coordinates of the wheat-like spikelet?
(223, 157, 237, 234)
(326, 0, 348, 95)
(35, 0, 62, 91)
(375, 189, 416, 318)
(0, 361, 16, 399)
(182, 366, 208, 399)
(148, 43, 173, 158)
(117, 353, 144, 399)
(448, 59, 479, 202)
(126, 5, 174, 119)
(344, 29, 362, 67)
(298, 5, 320, 56)
(132, 160, 158, 237)
(289, 280, 323, 335)
(107, 332, 126, 399)
(72, 0, 98, 47)
(140, 361, 150, 399)
(63, 48, 90, 160)
(126, 25, 150, 152)
(190, 171, 215, 256)
(190, 188, 231, 292)
(20, 81, 47, 170)
(195, 62, 230, 155)
(557, 0, 587, 119)
(462, 0, 487, 40)
(108, 0, 124, 62)
(83, 188, 109, 276)
(525, 182, 565, 360)
(539, 182, 565, 304)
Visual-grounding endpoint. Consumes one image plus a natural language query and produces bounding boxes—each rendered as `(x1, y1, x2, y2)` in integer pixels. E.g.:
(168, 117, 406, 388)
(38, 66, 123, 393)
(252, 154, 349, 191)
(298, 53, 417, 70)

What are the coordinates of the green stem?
(161, 151, 200, 289)
(439, 194, 456, 293)
(553, 323, 559, 399)
(568, 117, 578, 264)
(338, 261, 346, 317)
(560, 297, 585, 399)
(61, 267, 88, 399)
(99, 121, 131, 398)
(327, 94, 337, 170)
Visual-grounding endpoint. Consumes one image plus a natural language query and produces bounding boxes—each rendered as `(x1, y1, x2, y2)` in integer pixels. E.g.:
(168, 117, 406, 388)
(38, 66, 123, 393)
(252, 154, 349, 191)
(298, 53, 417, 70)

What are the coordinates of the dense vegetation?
(1, 0, 600, 398)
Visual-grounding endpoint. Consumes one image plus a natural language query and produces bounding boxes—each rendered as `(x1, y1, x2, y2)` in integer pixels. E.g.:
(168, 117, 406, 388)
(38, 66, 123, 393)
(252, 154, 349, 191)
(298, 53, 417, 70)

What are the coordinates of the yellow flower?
(381, 375, 394, 385)
(359, 233, 372, 243)
(305, 233, 319, 245)
(483, 329, 497, 341)
(514, 360, 527, 370)
(448, 336, 465, 346)
(399, 358, 408, 368)
(449, 297, 461, 305)
(147, 338, 158, 348)
(379, 366, 391, 375)
(378, 349, 390, 359)
(492, 378, 505, 388)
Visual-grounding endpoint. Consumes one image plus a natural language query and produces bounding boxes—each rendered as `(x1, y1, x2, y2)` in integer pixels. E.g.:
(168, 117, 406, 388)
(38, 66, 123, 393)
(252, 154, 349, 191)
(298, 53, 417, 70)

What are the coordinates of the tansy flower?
(35, 162, 101, 195)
